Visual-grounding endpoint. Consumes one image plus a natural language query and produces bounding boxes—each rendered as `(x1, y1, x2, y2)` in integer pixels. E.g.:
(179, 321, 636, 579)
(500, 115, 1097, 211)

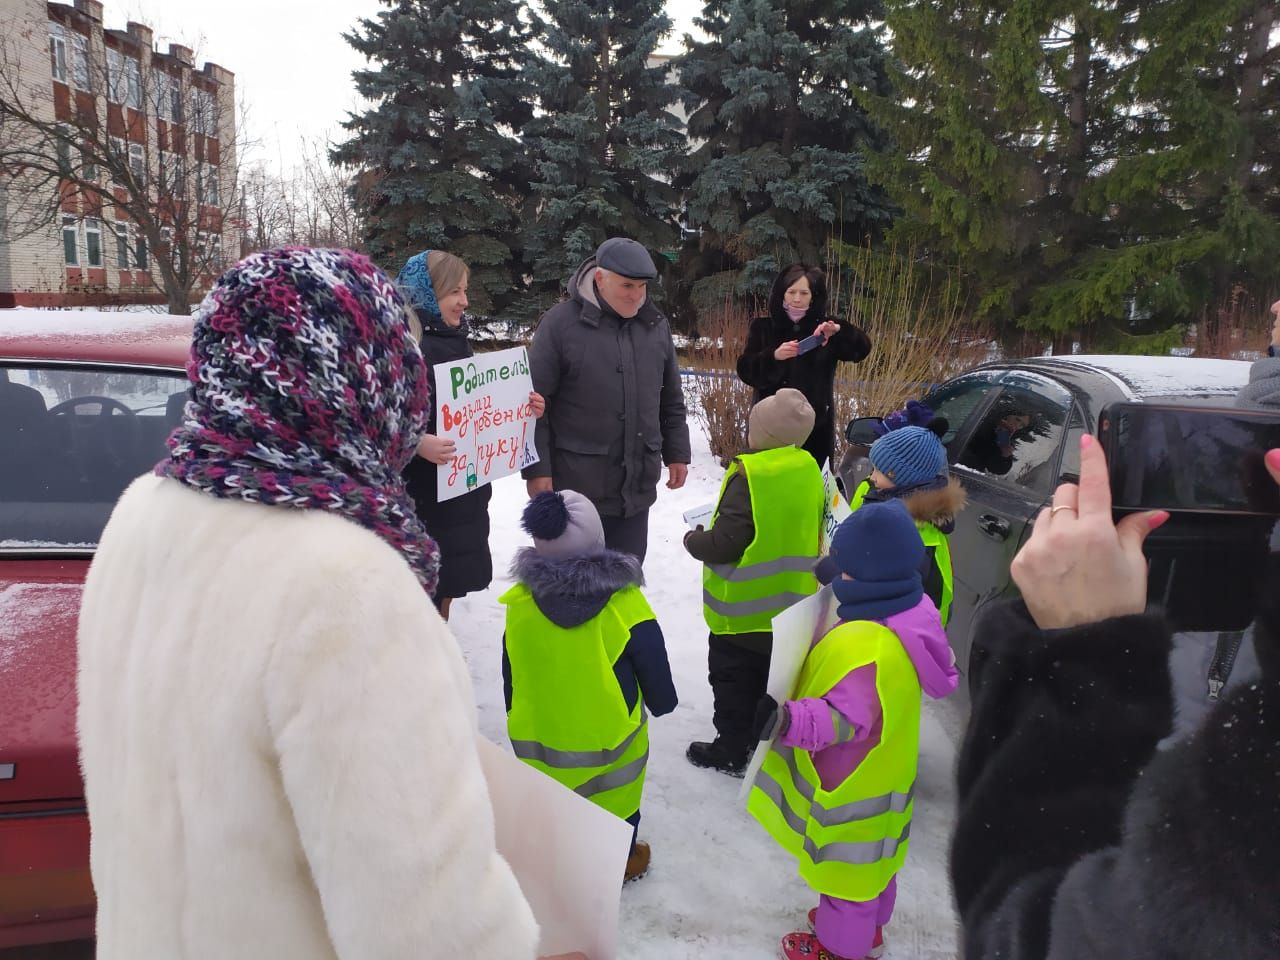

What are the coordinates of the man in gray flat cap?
(522, 237, 691, 563)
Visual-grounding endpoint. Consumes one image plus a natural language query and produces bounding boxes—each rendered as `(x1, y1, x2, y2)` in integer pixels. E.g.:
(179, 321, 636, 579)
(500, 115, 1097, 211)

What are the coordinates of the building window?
(107, 49, 141, 107)
(62, 217, 79, 266)
(128, 142, 146, 184)
(70, 32, 90, 90)
(125, 57, 141, 109)
(134, 233, 149, 270)
(49, 26, 68, 83)
(81, 145, 97, 182)
(85, 218, 103, 268)
(106, 48, 123, 102)
(192, 88, 214, 137)
(155, 72, 183, 123)
(55, 126, 73, 175)
(115, 223, 130, 269)
(197, 163, 219, 206)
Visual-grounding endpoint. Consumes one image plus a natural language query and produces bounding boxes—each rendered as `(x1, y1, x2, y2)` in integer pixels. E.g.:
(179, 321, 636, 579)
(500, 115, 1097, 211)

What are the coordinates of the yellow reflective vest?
(848, 479, 954, 626)
(500, 583, 653, 821)
(747, 619, 920, 902)
(702, 446, 824, 635)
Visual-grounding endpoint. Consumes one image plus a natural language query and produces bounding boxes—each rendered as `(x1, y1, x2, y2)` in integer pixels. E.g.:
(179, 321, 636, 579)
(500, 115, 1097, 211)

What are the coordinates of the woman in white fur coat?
(77, 248, 542, 959)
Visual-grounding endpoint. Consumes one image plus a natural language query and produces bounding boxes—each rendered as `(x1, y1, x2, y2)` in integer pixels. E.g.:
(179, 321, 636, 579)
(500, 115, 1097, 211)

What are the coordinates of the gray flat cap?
(595, 237, 658, 280)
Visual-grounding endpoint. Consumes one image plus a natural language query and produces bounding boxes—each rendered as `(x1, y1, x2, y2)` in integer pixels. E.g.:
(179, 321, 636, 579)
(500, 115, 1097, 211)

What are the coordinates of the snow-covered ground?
(447, 412, 963, 960)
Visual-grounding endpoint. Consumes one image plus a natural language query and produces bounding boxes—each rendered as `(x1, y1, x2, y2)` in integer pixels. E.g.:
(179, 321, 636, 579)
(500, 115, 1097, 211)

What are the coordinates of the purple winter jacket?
(777, 596, 958, 790)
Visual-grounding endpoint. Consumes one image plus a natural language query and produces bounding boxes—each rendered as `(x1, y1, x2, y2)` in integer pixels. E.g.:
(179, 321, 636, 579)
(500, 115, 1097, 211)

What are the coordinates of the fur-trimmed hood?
(511, 547, 645, 628)
(901, 477, 967, 531)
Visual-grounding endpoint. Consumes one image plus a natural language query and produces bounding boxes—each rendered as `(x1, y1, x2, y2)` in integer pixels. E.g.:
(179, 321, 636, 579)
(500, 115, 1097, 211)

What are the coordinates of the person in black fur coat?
(736, 263, 871, 470)
(952, 433, 1280, 959)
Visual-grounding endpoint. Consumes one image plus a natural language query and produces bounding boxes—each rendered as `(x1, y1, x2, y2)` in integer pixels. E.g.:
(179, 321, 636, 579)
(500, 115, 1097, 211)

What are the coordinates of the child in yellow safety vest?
(684, 388, 826, 776)
(748, 499, 959, 960)
(830, 402, 965, 625)
(501, 490, 677, 883)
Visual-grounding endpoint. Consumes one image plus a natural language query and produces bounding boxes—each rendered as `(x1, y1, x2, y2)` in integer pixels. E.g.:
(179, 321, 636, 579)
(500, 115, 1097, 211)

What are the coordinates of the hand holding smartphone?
(1099, 401, 1280, 516)
(795, 333, 825, 356)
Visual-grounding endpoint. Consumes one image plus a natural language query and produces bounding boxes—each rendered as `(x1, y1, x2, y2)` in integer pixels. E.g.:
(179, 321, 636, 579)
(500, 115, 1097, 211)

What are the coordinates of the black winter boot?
(686, 739, 748, 777)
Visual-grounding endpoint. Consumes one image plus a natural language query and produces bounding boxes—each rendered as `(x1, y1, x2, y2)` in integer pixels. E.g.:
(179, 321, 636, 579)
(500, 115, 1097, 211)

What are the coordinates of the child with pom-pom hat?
(499, 490, 677, 882)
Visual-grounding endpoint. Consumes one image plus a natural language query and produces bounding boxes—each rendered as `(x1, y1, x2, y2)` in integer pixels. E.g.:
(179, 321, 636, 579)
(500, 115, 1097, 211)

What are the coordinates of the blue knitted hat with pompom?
(521, 490, 606, 560)
(869, 425, 948, 488)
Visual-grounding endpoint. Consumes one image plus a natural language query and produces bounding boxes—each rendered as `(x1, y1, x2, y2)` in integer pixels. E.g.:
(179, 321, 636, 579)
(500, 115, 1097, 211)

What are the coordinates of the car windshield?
(0, 364, 188, 550)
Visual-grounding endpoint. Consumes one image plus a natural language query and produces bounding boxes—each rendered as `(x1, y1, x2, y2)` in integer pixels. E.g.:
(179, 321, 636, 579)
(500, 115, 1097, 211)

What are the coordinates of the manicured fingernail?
(1080, 434, 1094, 450)
(1148, 511, 1169, 530)
(1267, 449, 1280, 470)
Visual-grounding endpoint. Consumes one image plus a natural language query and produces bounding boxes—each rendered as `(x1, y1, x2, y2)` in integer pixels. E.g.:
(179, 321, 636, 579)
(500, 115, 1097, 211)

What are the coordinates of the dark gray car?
(838, 355, 1270, 676)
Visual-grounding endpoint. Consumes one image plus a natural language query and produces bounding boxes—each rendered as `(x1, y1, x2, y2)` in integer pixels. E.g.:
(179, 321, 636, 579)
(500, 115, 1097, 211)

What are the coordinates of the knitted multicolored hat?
(156, 247, 441, 594)
(869, 425, 948, 488)
(396, 251, 442, 324)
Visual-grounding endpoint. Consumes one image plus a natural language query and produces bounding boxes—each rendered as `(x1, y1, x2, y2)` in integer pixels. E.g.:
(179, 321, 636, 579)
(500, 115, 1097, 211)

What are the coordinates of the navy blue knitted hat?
(831, 499, 925, 584)
(869, 425, 948, 488)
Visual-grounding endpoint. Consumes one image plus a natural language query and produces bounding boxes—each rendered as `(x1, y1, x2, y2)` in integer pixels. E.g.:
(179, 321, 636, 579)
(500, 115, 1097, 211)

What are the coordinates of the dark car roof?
(0, 309, 192, 369)
(989, 354, 1251, 401)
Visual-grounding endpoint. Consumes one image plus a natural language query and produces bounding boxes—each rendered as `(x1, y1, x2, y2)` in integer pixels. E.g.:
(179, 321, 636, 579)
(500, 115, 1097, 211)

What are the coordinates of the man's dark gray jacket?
(523, 257, 691, 518)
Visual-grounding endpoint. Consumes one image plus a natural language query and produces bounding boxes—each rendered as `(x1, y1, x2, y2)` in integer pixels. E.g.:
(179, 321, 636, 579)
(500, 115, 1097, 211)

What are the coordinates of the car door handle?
(976, 514, 1011, 541)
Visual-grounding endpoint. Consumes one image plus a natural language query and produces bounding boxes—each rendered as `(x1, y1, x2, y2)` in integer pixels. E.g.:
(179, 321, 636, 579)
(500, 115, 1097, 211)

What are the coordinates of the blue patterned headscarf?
(396, 251, 442, 324)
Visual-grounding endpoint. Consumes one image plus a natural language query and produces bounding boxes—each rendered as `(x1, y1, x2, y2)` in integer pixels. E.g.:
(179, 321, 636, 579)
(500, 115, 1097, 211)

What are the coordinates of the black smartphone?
(795, 333, 824, 356)
(1099, 402, 1280, 516)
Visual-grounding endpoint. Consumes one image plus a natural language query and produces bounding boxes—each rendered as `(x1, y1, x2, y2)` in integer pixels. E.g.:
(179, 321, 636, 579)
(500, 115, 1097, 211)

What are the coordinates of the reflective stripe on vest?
(500, 583, 655, 820)
(747, 619, 922, 902)
(702, 446, 824, 634)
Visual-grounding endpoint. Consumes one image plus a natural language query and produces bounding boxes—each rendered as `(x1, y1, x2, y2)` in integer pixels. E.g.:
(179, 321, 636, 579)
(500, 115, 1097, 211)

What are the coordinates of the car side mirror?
(844, 416, 882, 445)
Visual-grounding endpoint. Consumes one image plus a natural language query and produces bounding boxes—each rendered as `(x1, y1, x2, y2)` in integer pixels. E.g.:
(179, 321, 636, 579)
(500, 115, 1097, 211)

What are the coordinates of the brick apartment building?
(0, 0, 239, 307)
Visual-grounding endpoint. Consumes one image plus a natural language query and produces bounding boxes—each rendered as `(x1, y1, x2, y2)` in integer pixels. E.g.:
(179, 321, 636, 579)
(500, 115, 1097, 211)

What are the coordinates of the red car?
(0, 309, 192, 948)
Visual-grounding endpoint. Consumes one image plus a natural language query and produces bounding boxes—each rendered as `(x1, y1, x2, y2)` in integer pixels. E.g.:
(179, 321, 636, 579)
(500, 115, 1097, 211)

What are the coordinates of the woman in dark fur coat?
(952, 433, 1280, 960)
(736, 263, 872, 470)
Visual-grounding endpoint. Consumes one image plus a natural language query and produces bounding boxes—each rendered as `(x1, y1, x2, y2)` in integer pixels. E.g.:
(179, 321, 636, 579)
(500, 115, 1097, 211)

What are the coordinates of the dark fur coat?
(952, 554, 1280, 959)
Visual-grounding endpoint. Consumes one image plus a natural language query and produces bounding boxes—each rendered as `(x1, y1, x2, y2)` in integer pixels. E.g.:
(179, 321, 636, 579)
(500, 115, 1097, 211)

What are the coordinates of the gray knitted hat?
(521, 490, 607, 560)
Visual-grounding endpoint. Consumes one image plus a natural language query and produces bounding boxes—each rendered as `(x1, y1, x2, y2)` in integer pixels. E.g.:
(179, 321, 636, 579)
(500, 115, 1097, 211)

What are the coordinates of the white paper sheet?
(737, 586, 839, 802)
(682, 502, 715, 530)
(477, 738, 633, 960)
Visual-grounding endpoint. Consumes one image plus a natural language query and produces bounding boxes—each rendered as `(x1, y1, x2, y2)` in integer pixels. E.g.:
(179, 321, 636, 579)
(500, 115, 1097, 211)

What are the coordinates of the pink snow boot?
(782, 926, 885, 960)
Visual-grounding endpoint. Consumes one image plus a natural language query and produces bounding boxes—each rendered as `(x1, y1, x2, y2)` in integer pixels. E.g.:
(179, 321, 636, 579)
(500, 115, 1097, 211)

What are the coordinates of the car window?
(921, 372, 1002, 450)
(0, 364, 188, 549)
(955, 375, 1072, 496)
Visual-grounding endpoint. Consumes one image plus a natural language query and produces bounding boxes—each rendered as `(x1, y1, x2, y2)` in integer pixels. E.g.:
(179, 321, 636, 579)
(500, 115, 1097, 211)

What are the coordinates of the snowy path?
(448, 418, 963, 960)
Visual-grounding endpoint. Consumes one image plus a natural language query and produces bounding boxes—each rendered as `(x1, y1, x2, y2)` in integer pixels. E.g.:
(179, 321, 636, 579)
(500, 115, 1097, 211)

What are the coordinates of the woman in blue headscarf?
(398, 250, 544, 620)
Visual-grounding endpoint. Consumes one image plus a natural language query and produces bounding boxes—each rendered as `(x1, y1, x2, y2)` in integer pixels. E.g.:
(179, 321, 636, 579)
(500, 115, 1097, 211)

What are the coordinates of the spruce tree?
(332, 0, 533, 315)
(867, 1, 1140, 345)
(675, 0, 896, 311)
(522, 0, 685, 302)
(871, 0, 1277, 350)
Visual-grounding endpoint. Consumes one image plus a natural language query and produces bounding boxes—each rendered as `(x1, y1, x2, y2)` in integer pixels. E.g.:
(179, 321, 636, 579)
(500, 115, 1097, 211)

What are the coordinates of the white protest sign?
(682, 502, 715, 530)
(477, 737, 632, 960)
(434, 347, 540, 502)
(820, 465, 853, 553)
(738, 585, 840, 803)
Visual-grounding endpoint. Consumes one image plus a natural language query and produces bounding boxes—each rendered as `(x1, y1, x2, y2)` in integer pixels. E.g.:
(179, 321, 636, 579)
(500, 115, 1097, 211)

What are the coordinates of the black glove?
(751, 694, 787, 742)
